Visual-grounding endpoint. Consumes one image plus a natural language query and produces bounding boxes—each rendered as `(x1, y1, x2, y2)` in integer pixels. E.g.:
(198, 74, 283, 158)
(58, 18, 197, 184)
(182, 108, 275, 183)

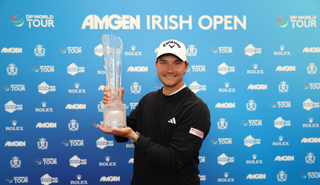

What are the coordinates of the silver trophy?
(102, 34, 126, 129)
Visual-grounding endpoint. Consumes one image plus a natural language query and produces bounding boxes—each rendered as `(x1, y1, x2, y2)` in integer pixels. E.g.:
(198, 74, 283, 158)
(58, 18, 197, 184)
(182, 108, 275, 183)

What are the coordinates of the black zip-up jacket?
(115, 87, 211, 185)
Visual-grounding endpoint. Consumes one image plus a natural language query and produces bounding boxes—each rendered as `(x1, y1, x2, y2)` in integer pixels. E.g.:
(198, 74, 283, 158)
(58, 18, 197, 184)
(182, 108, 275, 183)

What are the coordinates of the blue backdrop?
(1, 0, 320, 184)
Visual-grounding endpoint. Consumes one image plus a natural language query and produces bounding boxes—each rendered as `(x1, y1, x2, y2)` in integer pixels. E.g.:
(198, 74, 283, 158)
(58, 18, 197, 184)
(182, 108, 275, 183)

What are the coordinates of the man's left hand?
(97, 125, 135, 139)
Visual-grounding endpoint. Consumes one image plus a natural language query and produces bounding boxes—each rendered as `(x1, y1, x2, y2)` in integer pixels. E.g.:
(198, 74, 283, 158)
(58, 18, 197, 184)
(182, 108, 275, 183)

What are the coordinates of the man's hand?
(103, 86, 124, 104)
(97, 125, 135, 139)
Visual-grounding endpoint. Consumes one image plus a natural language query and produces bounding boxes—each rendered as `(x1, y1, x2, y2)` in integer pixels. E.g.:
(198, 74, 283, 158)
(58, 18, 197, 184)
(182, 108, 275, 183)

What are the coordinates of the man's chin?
(162, 82, 179, 88)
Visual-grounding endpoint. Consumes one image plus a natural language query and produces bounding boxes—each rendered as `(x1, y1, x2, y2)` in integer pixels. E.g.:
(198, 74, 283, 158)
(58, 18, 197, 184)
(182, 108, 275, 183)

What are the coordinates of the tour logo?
(59, 47, 66, 53)
(211, 138, 218, 145)
(32, 66, 39, 72)
(217, 153, 234, 166)
(95, 44, 103, 57)
(189, 65, 206, 73)
(245, 44, 262, 57)
(303, 98, 320, 111)
(218, 63, 235, 75)
(303, 83, 320, 90)
(276, 15, 317, 29)
(92, 121, 100, 127)
(60, 46, 82, 54)
(5, 100, 23, 113)
(8, 15, 24, 27)
(189, 81, 206, 94)
(67, 63, 85, 76)
(155, 84, 162, 89)
(242, 119, 262, 127)
(3, 85, 10, 91)
(3, 84, 25, 92)
(275, 16, 288, 28)
(26, 14, 54, 28)
(244, 135, 261, 147)
(211, 47, 218, 53)
(38, 82, 56, 95)
(129, 102, 138, 110)
(291, 15, 317, 29)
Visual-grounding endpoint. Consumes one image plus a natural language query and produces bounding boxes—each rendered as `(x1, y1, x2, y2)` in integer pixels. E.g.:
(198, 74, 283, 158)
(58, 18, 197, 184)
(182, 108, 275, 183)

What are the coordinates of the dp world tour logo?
(8, 15, 24, 27)
(155, 84, 162, 90)
(275, 16, 288, 28)
(5, 177, 13, 183)
(60, 47, 66, 53)
(211, 47, 218, 53)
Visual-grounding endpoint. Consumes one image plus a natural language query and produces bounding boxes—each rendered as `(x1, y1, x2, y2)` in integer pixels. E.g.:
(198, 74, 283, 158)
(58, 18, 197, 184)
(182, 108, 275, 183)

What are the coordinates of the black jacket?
(115, 87, 211, 185)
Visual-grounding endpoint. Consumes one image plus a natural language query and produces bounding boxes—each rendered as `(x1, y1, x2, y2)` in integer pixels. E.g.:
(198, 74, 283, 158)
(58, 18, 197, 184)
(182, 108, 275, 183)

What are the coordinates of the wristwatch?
(129, 131, 140, 144)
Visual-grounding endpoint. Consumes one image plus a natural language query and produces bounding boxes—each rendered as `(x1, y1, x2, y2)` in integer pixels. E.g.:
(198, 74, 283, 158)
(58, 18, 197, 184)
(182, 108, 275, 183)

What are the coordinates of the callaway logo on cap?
(155, 39, 188, 62)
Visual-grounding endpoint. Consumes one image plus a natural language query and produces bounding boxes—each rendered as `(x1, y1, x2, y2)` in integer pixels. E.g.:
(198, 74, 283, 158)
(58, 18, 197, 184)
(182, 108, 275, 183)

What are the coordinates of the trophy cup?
(102, 33, 127, 129)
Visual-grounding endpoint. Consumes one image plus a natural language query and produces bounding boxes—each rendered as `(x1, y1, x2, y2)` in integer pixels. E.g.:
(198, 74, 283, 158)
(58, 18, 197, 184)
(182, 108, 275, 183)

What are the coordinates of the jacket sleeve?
(134, 103, 211, 172)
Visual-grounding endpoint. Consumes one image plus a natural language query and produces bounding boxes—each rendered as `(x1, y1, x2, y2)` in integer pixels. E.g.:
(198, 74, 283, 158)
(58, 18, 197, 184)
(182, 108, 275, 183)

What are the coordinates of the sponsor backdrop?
(1, 0, 320, 184)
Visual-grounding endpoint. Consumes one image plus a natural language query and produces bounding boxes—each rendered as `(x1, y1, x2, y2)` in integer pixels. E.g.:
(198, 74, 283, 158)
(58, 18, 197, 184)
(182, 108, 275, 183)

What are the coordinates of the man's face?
(155, 54, 189, 90)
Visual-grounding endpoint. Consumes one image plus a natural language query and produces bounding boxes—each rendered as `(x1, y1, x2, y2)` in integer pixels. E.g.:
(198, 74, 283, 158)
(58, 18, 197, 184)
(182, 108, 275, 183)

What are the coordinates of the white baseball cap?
(155, 39, 188, 62)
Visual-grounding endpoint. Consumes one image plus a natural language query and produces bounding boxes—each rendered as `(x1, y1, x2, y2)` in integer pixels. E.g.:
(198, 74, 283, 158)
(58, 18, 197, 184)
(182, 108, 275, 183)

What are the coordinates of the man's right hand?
(102, 86, 125, 104)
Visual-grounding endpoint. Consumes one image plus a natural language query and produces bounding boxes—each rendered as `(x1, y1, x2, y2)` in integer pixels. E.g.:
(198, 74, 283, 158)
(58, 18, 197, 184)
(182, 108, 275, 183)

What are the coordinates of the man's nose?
(166, 64, 175, 72)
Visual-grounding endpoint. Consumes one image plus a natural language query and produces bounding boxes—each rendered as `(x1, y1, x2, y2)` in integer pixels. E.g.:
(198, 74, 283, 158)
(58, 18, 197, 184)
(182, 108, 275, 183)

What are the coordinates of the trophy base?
(103, 103, 127, 129)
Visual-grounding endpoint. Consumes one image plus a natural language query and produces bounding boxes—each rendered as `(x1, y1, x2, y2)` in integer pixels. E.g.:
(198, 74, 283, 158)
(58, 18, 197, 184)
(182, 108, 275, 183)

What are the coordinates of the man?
(98, 39, 211, 185)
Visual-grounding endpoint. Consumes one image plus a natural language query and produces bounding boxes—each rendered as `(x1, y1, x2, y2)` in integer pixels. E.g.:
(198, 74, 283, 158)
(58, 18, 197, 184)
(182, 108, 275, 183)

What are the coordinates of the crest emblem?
(307, 63, 317, 74)
(277, 171, 287, 182)
(7, 63, 18, 76)
(278, 81, 289, 93)
(37, 138, 48, 150)
(305, 152, 316, 164)
(10, 156, 21, 168)
(97, 101, 104, 112)
(246, 100, 257, 111)
(68, 119, 79, 131)
(217, 118, 228, 130)
(34, 44, 45, 57)
(130, 82, 141, 94)
(187, 45, 197, 56)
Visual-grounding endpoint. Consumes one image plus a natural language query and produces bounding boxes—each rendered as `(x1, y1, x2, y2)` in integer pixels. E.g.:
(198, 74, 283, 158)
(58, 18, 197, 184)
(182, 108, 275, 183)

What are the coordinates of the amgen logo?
(65, 104, 86, 110)
(127, 66, 148, 72)
(82, 14, 140, 30)
(100, 176, 120, 182)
